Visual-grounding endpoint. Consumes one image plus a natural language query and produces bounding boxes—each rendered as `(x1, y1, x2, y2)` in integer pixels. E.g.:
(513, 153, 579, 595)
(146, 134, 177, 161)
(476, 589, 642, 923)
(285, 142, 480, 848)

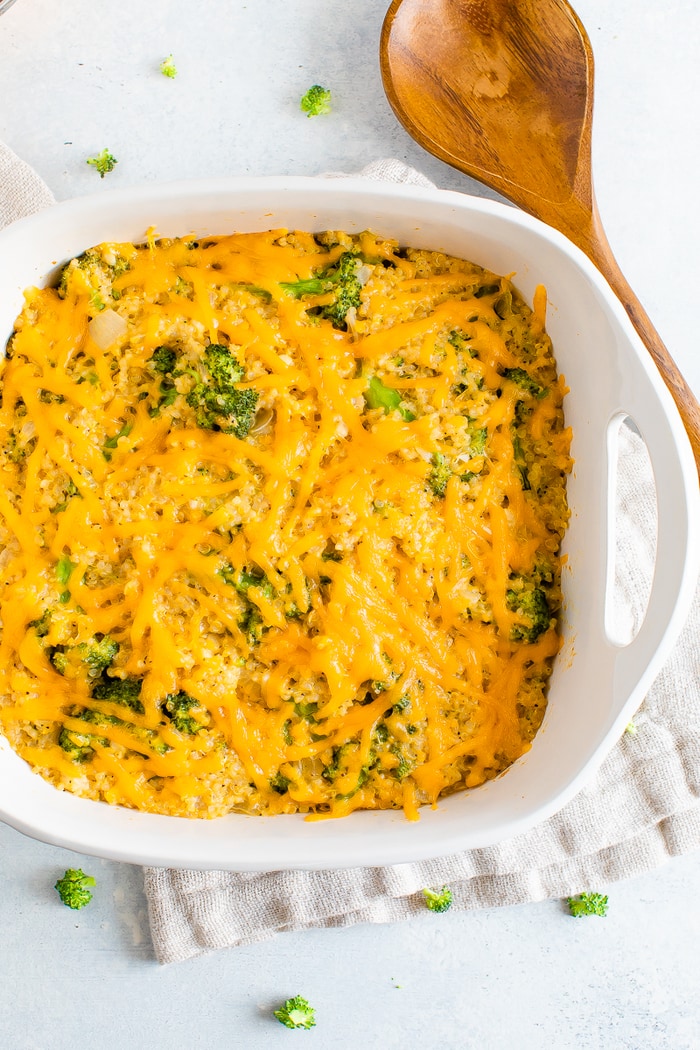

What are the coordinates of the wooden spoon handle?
(578, 204, 700, 476)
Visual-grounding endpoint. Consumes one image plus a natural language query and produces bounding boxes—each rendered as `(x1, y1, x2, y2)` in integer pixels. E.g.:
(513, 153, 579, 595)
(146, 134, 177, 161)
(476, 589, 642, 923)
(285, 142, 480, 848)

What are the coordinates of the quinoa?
(0, 229, 572, 819)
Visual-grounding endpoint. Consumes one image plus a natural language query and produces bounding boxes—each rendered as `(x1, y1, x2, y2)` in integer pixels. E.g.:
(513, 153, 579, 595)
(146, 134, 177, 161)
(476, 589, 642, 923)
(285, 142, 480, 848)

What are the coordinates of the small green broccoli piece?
(270, 772, 291, 795)
(280, 275, 332, 298)
(281, 251, 362, 330)
(102, 422, 133, 461)
(300, 84, 331, 117)
(294, 701, 319, 723)
(507, 582, 552, 643)
(29, 609, 52, 637)
(203, 343, 245, 387)
(56, 555, 76, 587)
(50, 636, 118, 680)
(159, 54, 177, 78)
(148, 347, 179, 416)
(58, 727, 94, 763)
(322, 743, 349, 783)
(422, 886, 453, 913)
(86, 148, 117, 178)
(468, 426, 488, 455)
(77, 707, 169, 756)
(364, 376, 415, 421)
(91, 674, 145, 714)
(220, 564, 275, 600)
(51, 478, 80, 514)
(238, 603, 264, 645)
(320, 251, 362, 328)
(390, 744, 412, 781)
(83, 636, 119, 675)
(567, 892, 609, 918)
(186, 344, 259, 438)
(502, 368, 547, 399)
(428, 452, 451, 497)
(163, 691, 204, 734)
(54, 868, 96, 910)
(89, 288, 106, 313)
(149, 345, 178, 374)
(274, 995, 316, 1029)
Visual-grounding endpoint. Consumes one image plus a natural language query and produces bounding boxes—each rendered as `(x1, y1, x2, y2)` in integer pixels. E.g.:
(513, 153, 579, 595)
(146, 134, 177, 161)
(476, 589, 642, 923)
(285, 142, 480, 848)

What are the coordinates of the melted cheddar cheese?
(0, 229, 572, 819)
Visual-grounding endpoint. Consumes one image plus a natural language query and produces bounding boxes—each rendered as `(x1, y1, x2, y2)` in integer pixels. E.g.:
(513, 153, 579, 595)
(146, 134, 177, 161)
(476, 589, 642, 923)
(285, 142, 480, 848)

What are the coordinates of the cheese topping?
(0, 229, 572, 819)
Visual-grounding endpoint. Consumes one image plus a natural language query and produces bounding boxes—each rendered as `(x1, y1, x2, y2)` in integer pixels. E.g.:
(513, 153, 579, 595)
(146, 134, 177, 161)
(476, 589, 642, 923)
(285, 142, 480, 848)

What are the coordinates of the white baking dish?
(0, 177, 697, 870)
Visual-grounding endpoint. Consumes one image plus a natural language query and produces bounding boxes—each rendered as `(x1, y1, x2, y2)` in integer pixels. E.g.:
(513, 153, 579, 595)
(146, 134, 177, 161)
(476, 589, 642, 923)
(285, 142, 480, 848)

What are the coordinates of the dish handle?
(607, 387, 699, 706)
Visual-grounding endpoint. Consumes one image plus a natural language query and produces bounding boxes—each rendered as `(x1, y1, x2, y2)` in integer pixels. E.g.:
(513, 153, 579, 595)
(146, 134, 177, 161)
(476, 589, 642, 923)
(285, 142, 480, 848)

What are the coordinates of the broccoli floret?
(57, 248, 129, 302)
(567, 892, 609, 918)
(390, 744, 412, 780)
(300, 84, 331, 117)
(54, 868, 96, 910)
(159, 54, 177, 78)
(502, 367, 547, 400)
(427, 452, 451, 497)
(149, 345, 178, 374)
(148, 346, 179, 415)
(86, 148, 117, 178)
(506, 582, 552, 643)
(50, 636, 119, 679)
(203, 343, 245, 387)
(186, 344, 259, 438)
(270, 772, 291, 795)
(220, 564, 275, 600)
(422, 886, 453, 913)
(58, 727, 94, 763)
(320, 251, 362, 328)
(77, 707, 169, 756)
(364, 375, 415, 421)
(163, 691, 204, 734)
(82, 636, 119, 675)
(281, 251, 362, 330)
(91, 674, 145, 714)
(274, 996, 316, 1030)
(322, 744, 350, 783)
(238, 603, 264, 645)
(468, 426, 488, 455)
(29, 609, 52, 637)
(220, 564, 274, 645)
(279, 275, 332, 298)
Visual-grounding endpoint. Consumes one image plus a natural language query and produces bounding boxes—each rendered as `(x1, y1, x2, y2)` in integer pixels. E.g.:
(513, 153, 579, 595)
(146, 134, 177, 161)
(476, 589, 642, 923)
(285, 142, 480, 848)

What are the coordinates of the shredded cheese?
(0, 229, 572, 820)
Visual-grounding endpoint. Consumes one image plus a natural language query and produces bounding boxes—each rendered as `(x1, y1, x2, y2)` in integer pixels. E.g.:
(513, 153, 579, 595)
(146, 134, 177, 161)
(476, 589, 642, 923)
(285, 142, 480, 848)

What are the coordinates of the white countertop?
(1, 2, 699, 1047)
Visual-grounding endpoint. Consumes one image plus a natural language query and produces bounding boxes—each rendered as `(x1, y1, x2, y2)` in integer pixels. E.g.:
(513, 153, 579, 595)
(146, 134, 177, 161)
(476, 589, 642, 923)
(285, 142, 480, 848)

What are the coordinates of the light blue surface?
(0, 2, 698, 1047)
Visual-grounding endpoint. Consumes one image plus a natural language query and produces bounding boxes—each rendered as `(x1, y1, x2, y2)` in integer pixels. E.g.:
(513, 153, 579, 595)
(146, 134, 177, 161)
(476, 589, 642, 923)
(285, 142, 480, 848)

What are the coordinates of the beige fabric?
(2, 147, 698, 965)
(0, 141, 55, 226)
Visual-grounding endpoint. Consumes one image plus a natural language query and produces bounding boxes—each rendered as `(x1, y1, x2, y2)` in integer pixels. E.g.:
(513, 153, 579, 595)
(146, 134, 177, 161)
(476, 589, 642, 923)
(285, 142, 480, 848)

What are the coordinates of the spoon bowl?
(381, 0, 700, 470)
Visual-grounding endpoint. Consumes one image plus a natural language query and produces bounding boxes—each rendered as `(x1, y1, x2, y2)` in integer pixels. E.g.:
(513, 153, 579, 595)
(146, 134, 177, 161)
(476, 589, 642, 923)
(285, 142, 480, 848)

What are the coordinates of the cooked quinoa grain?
(0, 229, 572, 819)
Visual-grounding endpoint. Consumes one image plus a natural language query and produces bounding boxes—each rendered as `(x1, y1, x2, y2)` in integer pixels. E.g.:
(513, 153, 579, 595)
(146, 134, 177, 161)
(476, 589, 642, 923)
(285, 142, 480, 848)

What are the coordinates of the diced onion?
(87, 308, 127, 350)
(249, 407, 274, 435)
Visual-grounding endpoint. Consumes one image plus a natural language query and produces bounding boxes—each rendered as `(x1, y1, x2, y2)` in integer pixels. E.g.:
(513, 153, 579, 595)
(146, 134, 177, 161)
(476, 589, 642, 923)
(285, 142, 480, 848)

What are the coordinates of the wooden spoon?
(380, 0, 700, 472)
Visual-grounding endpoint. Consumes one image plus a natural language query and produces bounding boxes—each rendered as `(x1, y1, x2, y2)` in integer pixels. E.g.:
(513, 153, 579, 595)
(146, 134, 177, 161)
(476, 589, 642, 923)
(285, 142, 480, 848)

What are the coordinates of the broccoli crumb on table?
(273, 996, 316, 1029)
(0, 228, 571, 820)
(54, 868, 96, 909)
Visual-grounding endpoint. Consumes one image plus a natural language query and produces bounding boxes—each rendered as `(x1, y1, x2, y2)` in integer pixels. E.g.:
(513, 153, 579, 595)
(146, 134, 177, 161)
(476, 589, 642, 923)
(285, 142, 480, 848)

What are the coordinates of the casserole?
(0, 177, 697, 869)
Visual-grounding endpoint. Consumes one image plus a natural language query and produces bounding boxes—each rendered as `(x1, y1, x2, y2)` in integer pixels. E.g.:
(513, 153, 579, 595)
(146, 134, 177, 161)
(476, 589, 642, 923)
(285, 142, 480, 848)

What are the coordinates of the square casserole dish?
(0, 177, 697, 870)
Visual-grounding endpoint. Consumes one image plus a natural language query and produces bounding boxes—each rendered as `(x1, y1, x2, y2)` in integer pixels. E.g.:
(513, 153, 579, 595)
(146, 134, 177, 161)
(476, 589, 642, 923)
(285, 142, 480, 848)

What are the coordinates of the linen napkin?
(1, 143, 698, 965)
